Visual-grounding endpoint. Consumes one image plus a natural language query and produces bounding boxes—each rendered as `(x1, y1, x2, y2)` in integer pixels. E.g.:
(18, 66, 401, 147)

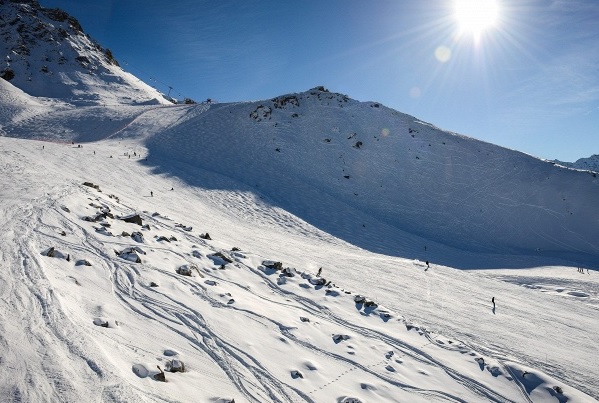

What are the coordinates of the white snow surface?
(1, 80, 599, 402)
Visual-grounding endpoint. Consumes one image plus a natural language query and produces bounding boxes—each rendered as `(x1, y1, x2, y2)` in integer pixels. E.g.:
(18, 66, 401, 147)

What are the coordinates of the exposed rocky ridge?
(553, 154, 599, 173)
(0, 0, 169, 105)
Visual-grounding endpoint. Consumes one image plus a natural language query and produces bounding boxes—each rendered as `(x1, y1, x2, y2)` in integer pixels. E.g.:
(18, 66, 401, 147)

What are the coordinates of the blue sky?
(39, 0, 599, 161)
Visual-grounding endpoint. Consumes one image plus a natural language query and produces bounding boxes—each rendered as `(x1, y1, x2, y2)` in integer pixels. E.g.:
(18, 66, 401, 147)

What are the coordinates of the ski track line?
(11, 197, 146, 402)
(37, 182, 554, 402)
(105, 258, 307, 403)
(242, 262, 522, 403)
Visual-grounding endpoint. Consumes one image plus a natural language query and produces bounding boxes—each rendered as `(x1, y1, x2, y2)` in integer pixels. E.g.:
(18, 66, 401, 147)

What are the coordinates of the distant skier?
(170, 187, 174, 191)
(425, 260, 430, 270)
(492, 297, 495, 307)
(317, 267, 322, 277)
(150, 191, 153, 197)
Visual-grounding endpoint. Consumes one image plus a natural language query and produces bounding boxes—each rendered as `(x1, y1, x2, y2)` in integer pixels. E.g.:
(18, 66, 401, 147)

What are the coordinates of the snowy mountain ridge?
(1, 2, 599, 402)
(142, 87, 599, 269)
(0, 0, 170, 105)
(553, 154, 599, 173)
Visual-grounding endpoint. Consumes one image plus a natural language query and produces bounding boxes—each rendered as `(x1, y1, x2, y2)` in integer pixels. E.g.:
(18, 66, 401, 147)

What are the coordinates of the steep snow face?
(144, 89, 599, 269)
(0, 0, 170, 105)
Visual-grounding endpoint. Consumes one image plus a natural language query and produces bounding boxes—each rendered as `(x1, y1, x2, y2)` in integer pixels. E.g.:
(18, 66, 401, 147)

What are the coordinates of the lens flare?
(435, 46, 452, 63)
(409, 87, 421, 98)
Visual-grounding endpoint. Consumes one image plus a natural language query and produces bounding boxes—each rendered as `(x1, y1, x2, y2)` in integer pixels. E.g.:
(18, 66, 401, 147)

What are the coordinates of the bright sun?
(454, 0, 499, 36)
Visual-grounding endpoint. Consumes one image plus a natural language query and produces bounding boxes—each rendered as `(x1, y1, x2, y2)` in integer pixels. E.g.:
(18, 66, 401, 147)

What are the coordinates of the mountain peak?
(0, 0, 169, 105)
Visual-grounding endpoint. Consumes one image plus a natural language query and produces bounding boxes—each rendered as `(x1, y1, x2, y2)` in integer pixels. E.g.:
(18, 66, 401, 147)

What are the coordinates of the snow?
(1, 81, 598, 402)
(2, 2, 599, 399)
(0, 0, 170, 105)
(554, 155, 599, 173)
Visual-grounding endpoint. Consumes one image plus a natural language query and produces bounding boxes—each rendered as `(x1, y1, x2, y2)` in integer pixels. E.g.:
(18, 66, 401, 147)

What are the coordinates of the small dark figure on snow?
(317, 267, 322, 277)
(170, 187, 174, 191)
(425, 260, 430, 269)
(492, 297, 495, 305)
(150, 191, 153, 197)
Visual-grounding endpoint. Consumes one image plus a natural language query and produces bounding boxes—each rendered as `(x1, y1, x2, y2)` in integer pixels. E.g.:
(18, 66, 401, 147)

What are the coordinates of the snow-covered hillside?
(145, 90, 599, 270)
(0, 0, 170, 105)
(1, 2, 599, 399)
(1, 74, 599, 401)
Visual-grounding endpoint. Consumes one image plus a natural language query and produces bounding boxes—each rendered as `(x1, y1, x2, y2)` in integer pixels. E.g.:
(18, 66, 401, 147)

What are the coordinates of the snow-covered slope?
(141, 89, 599, 269)
(0, 0, 170, 105)
(1, 10, 599, 397)
(1, 135, 597, 403)
(1, 85, 598, 401)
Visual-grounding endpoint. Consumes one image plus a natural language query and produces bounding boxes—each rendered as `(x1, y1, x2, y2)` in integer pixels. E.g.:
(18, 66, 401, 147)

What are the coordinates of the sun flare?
(454, 0, 499, 36)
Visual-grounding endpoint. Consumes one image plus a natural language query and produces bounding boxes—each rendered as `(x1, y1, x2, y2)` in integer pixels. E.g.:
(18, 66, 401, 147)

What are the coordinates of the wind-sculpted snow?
(0, 136, 597, 402)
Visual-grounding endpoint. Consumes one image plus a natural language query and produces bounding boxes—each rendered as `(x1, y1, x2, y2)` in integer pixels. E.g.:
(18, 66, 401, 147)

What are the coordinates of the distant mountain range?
(553, 155, 599, 173)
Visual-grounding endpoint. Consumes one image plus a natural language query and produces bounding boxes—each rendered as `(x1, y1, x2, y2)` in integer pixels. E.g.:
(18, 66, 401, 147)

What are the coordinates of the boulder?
(131, 232, 144, 243)
(309, 277, 326, 286)
(332, 334, 350, 343)
(42, 247, 69, 260)
(165, 359, 185, 373)
(176, 223, 193, 231)
(116, 247, 145, 263)
(176, 264, 196, 276)
(120, 213, 143, 226)
(262, 260, 283, 270)
(209, 252, 233, 264)
(82, 181, 100, 190)
(364, 300, 378, 308)
(281, 267, 295, 277)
